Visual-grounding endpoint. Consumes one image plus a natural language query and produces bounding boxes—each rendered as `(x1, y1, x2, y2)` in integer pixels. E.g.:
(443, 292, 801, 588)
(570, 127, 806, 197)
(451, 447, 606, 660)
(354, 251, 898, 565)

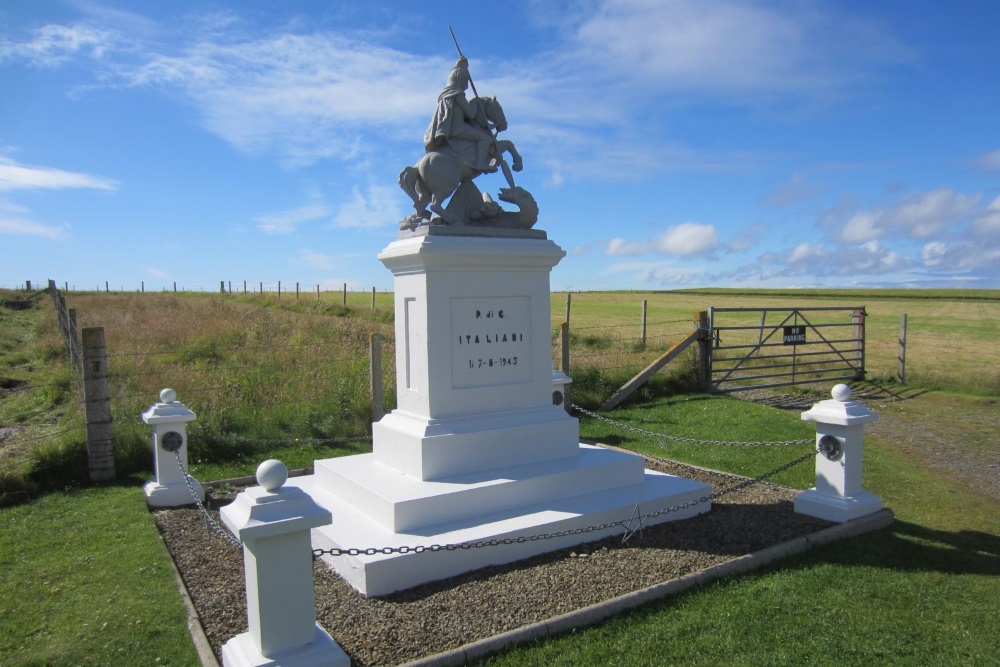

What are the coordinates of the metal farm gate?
(708, 306, 865, 393)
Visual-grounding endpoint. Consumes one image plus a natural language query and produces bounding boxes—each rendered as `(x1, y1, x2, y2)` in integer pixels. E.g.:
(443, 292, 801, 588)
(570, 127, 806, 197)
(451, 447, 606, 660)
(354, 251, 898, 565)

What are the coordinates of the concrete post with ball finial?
(220, 459, 349, 667)
(795, 384, 884, 523)
(142, 388, 203, 507)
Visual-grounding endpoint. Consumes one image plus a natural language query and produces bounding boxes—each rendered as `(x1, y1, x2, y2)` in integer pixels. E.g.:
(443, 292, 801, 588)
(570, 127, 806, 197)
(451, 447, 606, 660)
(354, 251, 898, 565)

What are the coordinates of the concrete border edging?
(399, 508, 895, 667)
(162, 538, 221, 667)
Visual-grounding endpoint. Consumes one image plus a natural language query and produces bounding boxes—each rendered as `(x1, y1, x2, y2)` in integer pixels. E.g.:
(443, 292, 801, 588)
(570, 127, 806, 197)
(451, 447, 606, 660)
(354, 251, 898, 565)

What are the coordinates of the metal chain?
(312, 447, 816, 558)
(711, 449, 817, 500)
(165, 428, 815, 557)
(206, 434, 372, 447)
(172, 450, 243, 548)
(313, 496, 711, 558)
(572, 404, 813, 447)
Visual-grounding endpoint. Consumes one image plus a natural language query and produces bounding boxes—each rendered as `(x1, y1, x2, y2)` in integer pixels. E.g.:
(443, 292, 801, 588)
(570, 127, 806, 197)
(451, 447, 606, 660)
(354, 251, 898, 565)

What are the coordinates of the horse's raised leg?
(495, 139, 523, 172)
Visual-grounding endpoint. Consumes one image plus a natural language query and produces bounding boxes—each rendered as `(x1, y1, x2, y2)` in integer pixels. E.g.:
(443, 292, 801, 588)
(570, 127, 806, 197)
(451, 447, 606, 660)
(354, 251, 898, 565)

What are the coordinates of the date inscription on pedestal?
(451, 296, 531, 388)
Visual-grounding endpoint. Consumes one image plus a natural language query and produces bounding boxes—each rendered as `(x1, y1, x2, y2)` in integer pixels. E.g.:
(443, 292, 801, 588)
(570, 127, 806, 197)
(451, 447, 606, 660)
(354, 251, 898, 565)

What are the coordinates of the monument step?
(290, 465, 712, 597)
(313, 444, 646, 532)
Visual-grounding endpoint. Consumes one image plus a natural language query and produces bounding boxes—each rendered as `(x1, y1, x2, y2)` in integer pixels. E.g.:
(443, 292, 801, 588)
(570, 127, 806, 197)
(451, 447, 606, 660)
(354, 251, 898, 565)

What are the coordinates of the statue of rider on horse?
(399, 39, 538, 231)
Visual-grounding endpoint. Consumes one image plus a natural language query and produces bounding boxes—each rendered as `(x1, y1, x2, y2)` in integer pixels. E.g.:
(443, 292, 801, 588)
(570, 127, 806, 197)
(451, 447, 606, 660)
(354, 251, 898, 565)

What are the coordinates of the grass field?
(1, 287, 998, 665)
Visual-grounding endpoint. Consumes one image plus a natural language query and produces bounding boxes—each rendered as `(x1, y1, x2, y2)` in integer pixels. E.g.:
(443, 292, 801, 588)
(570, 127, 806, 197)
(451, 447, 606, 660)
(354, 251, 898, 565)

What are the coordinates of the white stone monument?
(795, 384, 883, 522)
(287, 53, 711, 596)
(287, 229, 711, 596)
(221, 460, 349, 667)
(143, 388, 203, 508)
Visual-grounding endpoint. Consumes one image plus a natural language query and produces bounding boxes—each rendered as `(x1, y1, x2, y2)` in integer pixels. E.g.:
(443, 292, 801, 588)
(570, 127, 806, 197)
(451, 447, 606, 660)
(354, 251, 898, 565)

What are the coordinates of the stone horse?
(399, 96, 524, 226)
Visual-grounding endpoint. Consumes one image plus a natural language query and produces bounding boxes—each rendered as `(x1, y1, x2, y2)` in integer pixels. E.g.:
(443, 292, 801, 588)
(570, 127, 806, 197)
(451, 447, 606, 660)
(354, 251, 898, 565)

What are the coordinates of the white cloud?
(603, 259, 709, 286)
(0, 157, 118, 192)
(118, 33, 442, 166)
(0, 213, 64, 239)
(331, 184, 402, 229)
(919, 240, 1000, 271)
(254, 202, 329, 234)
(841, 210, 882, 243)
(760, 175, 825, 208)
(788, 242, 825, 265)
(974, 195, 1000, 236)
(0, 23, 119, 67)
(837, 188, 979, 242)
(564, 0, 914, 94)
(976, 149, 1000, 171)
(10, 2, 917, 175)
(607, 222, 718, 257)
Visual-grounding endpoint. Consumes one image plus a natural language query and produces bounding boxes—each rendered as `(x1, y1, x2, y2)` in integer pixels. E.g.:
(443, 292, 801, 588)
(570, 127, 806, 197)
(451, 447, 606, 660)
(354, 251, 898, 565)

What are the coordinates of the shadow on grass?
(806, 519, 1000, 576)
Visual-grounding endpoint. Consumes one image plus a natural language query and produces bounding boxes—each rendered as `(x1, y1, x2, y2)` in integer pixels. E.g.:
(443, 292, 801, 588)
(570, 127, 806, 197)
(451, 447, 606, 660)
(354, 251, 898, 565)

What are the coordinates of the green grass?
(2, 288, 998, 665)
(0, 485, 199, 666)
(476, 392, 1000, 666)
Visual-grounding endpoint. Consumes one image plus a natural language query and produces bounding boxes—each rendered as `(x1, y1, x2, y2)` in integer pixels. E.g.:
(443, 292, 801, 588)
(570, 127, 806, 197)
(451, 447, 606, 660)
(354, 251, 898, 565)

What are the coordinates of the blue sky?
(2, 0, 999, 292)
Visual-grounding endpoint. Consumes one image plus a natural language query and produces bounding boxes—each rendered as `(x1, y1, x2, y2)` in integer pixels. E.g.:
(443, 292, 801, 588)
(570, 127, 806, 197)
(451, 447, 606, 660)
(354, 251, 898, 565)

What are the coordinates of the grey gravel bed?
(154, 455, 832, 667)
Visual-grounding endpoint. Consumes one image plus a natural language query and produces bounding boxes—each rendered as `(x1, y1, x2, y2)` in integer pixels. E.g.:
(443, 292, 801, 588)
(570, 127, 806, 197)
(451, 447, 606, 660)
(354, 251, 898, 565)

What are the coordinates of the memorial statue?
(423, 57, 496, 175)
(399, 35, 538, 231)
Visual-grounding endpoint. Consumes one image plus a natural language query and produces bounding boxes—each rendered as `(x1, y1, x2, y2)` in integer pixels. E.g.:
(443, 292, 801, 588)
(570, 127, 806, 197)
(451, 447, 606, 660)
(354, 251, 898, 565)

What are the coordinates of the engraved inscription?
(451, 297, 531, 388)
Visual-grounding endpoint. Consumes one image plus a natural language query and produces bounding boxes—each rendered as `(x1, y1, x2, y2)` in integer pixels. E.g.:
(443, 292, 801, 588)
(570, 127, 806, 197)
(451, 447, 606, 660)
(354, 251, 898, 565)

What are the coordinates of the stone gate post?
(795, 384, 883, 522)
(142, 388, 203, 507)
(221, 459, 349, 667)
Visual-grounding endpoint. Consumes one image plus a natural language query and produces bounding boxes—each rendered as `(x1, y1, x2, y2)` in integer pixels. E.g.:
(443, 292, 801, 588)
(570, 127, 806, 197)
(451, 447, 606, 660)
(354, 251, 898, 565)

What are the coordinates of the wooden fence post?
(369, 333, 384, 421)
(82, 327, 115, 482)
(695, 310, 711, 392)
(371, 286, 376, 310)
(343, 283, 347, 307)
(852, 309, 866, 379)
(220, 280, 225, 294)
(296, 282, 300, 299)
(68, 308, 81, 371)
(278, 281, 282, 299)
(316, 284, 320, 300)
(564, 292, 571, 326)
(898, 314, 907, 384)
(641, 299, 648, 348)
(26, 280, 32, 291)
(560, 322, 571, 409)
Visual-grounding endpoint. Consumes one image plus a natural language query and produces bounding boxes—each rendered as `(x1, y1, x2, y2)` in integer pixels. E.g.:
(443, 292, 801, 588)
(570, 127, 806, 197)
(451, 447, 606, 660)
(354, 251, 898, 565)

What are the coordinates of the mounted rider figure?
(423, 57, 497, 174)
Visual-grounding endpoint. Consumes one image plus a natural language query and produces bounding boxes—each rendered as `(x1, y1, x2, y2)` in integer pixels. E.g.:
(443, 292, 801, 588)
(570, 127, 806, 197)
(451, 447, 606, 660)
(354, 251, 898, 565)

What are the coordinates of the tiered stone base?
(290, 444, 711, 597)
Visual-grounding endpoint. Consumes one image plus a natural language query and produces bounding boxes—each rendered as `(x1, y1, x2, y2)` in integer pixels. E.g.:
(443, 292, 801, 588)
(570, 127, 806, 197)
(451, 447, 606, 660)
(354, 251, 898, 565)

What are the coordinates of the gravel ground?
(155, 455, 832, 667)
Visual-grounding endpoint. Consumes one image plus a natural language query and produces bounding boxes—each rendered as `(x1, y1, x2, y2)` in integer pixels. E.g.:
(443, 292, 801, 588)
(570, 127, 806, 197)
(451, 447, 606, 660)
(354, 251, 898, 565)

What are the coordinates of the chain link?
(169, 422, 816, 557)
(311, 446, 816, 558)
(312, 497, 712, 558)
(173, 450, 243, 548)
(571, 404, 813, 447)
(206, 434, 373, 447)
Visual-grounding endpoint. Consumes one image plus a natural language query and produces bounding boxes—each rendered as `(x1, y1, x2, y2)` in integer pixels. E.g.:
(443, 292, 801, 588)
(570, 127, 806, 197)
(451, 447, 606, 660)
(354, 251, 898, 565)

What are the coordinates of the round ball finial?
(256, 459, 288, 492)
(159, 388, 177, 403)
(831, 384, 851, 402)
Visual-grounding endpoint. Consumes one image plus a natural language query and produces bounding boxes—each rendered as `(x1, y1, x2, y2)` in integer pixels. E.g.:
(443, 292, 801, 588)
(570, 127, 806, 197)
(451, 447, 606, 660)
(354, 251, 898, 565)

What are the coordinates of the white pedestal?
(302, 232, 711, 596)
(795, 385, 883, 523)
(142, 389, 204, 508)
(221, 463, 348, 667)
(222, 625, 348, 667)
(794, 489, 883, 523)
